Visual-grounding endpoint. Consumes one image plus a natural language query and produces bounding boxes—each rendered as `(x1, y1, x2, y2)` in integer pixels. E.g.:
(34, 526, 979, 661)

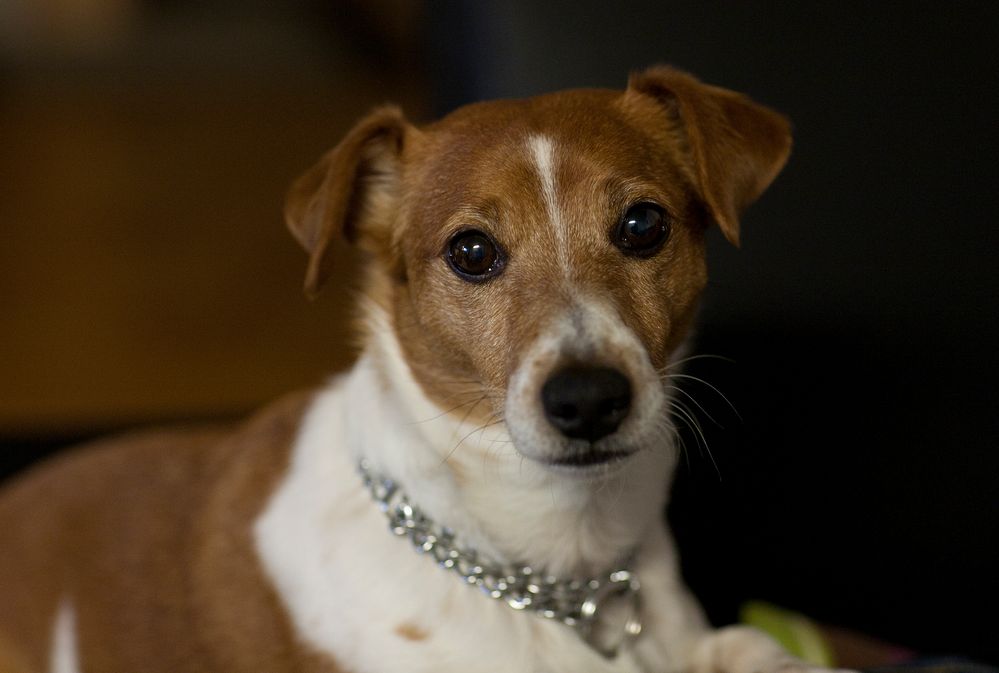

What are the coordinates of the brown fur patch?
(394, 623, 429, 641)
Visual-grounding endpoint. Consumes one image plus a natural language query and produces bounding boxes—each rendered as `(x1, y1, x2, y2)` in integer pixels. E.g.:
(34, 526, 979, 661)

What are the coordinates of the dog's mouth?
(543, 448, 634, 469)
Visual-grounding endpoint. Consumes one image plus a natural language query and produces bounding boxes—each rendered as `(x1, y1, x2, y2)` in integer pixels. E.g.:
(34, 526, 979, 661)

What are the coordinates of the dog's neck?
(342, 305, 676, 579)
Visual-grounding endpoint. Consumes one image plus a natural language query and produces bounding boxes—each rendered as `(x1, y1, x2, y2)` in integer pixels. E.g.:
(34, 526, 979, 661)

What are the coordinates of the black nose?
(541, 366, 632, 442)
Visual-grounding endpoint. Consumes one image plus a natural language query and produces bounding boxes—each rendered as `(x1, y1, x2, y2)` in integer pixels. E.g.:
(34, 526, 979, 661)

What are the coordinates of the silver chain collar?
(357, 459, 643, 657)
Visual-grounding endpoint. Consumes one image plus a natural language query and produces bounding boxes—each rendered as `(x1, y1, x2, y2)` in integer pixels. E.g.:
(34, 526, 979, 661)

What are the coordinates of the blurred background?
(1, 0, 996, 665)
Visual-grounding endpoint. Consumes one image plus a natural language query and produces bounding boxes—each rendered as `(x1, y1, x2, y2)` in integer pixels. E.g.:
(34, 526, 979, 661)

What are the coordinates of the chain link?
(358, 459, 642, 656)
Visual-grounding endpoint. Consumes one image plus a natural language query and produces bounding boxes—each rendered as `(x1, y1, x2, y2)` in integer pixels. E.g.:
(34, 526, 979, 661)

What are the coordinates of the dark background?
(427, 2, 999, 661)
(2, 0, 997, 664)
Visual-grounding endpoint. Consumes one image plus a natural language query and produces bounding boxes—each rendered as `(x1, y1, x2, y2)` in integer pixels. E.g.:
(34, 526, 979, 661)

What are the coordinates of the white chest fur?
(254, 325, 710, 673)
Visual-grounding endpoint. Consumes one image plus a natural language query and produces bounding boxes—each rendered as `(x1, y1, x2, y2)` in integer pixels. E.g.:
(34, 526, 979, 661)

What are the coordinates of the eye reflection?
(447, 230, 504, 280)
(614, 203, 670, 256)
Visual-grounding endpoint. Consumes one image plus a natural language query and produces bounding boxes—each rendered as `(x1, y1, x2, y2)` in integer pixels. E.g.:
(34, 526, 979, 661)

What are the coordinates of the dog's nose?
(541, 366, 632, 442)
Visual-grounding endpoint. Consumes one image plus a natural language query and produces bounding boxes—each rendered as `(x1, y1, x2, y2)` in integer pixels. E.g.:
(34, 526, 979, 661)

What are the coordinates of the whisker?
(668, 401, 704, 459)
(669, 399, 721, 480)
(665, 384, 723, 429)
(649, 414, 690, 473)
(658, 353, 736, 372)
(407, 394, 489, 426)
(664, 373, 742, 421)
(441, 415, 508, 466)
(439, 397, 492, 465)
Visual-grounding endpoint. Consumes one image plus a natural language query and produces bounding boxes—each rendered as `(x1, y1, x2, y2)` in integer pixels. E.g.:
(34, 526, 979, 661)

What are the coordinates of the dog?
(0, 66, 833, 673)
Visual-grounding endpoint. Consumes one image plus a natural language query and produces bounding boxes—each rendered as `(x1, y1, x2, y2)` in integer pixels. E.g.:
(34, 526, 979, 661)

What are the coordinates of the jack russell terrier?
(0, 66, 840, 673)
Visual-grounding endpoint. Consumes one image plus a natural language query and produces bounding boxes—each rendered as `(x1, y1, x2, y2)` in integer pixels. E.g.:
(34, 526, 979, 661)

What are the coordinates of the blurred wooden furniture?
(0, 12, 427, 435)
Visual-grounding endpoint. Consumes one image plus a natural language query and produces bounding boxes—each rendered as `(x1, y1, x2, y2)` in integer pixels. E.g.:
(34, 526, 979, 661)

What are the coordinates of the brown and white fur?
(0, 67, 834, 673)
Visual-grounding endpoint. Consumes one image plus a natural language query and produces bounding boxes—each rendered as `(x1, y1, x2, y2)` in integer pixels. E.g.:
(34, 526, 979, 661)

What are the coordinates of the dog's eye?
(446, 230, 504, 280)
(614, 203, 670, 256)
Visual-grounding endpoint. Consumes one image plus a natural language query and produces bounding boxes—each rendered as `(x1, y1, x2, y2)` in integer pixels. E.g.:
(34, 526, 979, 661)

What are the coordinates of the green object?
(740, 601, 836, 667)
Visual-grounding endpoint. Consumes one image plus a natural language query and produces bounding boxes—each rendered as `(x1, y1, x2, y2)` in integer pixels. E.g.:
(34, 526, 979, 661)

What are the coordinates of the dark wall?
(428, 0, 999, 662)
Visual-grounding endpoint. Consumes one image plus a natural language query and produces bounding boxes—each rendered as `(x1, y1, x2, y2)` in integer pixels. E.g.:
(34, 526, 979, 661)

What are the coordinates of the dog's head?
(286, 66, 790, 478)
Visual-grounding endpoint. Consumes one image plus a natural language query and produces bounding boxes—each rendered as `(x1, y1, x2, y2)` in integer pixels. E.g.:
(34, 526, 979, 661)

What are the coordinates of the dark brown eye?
(446, 230, 504, 280)
(614, 203, 670, 256)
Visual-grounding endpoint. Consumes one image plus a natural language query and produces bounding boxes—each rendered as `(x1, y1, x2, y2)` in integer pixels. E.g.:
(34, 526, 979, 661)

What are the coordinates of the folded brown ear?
(627, 66, 792, 246)
(284, 105, 410, 297)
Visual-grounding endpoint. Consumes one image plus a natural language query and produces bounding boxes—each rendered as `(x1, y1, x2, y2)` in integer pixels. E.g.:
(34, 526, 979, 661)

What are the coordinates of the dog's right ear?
(285, 105, 411, 297)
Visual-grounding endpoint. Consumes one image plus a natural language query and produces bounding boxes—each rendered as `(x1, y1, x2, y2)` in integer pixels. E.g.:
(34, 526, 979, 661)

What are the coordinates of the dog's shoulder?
(189, 387, 352, 673)
(0, 389, 329, 673)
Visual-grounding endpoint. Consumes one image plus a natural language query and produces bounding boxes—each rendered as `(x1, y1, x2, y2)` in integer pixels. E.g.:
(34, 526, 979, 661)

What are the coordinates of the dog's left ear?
(285, 105, 412, 297)
(626, 66, 792, 246)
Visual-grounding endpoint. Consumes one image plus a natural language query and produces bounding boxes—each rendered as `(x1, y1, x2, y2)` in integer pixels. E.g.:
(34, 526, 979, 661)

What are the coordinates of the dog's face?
(286, 67, 790, 476)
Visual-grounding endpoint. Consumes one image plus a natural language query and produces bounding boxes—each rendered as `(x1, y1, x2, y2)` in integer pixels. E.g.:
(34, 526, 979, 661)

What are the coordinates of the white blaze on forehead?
(527, 134, 569, 271)
(49, 598, 81, 673)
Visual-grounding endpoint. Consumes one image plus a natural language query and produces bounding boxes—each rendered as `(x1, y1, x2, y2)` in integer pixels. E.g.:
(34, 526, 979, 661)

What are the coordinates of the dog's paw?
(687, 626, 857, 673)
